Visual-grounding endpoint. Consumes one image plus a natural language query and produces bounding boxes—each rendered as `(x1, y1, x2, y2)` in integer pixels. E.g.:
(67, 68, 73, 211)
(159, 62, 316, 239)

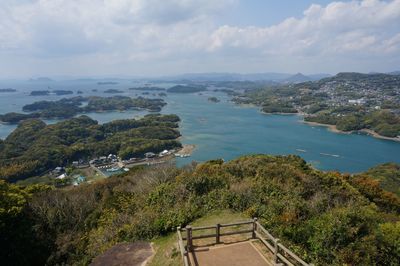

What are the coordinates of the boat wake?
(320, 153, 340, 158)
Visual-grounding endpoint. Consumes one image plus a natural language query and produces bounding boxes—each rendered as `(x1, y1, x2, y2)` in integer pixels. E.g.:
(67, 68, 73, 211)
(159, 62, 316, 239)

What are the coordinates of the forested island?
(30, 90, 50, 96)
(1, 154, 399, 265)
(129, 86, 166, 91)
(104, 89, 124, 94)
(208, 96, 220, 103)
(30, 90, 74, 96)
(0, 114, 181, 182)
(0, 88, 16, 93)
(0, 96, 167, 123)
(234, 72, 400, 139)
(167, 84, 207, 93)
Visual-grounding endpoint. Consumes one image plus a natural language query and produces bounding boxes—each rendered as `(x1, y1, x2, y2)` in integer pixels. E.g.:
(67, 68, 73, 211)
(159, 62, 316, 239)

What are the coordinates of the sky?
(0, 0, 399, 78)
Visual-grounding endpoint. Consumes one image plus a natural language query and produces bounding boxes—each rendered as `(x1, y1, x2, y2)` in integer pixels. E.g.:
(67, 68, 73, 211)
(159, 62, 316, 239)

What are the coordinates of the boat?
(296, 149, 307, 152)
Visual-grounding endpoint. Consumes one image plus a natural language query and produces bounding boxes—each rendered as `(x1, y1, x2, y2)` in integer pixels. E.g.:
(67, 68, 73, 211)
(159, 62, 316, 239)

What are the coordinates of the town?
(50, 147, 193, 187)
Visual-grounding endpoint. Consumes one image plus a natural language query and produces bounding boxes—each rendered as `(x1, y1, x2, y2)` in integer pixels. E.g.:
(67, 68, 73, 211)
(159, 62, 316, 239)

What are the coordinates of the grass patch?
(148, 210, 249, 266)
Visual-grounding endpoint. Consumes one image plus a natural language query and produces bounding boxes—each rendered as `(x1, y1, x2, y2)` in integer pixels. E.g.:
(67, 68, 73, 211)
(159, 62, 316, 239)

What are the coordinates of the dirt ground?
(189, 241, 272, 266)
(90, 242, 154, 266)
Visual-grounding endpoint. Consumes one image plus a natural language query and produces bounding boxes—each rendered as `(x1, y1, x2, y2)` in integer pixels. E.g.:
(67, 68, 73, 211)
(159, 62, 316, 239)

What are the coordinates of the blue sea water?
(0, 79, 399, 173)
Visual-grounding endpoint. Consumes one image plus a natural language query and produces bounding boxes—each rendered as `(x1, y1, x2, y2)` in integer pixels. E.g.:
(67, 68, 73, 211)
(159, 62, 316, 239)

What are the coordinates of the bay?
(0, 79, 399, 173)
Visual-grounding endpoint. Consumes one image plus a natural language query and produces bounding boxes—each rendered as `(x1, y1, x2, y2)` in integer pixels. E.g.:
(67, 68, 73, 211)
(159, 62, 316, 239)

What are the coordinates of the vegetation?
(167, 85, 207, 93)
(1, 154, 399, 265)
(30, 90, 50, 96)
(0, 88, 16, 93)
(104, 89, 124, 94)
(0, 112, 40, 123)
(0, 114, 181, 182)
(207, 97, 220, 103)
(149, 210, 247, 266)
(129, 87, 166, 91)
(365, 163, 400, 196)
(235, 72, 400, 138)
(53, 90, 73, 95)
(0, 96, 167, 123)
(305, 110, 400, 137)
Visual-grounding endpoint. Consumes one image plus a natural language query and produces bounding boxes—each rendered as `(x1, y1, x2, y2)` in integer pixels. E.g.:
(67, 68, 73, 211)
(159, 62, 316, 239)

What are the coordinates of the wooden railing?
(176, 218, 312, 266)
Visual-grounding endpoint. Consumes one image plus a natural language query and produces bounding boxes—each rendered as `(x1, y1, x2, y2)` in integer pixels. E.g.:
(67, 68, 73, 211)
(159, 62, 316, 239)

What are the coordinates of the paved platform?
(189, 241, 272, 266)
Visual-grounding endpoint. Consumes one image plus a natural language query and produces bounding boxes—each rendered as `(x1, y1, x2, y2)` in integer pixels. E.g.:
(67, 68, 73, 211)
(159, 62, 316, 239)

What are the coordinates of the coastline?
(303, 120, 400, 142)
(261, 110, 301, 116)
(176, 144, 196, 156)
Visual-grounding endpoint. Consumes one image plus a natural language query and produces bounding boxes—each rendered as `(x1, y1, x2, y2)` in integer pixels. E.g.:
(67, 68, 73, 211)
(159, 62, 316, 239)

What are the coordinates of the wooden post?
(186, 226, 193, 251)
(274, 238, 280, 264)
(216, 224, 221, 244)
(252, 218, 258, 239)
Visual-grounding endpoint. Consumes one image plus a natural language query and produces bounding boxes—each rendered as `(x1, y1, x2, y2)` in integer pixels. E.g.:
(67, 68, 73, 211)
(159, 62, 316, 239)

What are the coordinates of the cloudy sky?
(0, 0, 399, 78)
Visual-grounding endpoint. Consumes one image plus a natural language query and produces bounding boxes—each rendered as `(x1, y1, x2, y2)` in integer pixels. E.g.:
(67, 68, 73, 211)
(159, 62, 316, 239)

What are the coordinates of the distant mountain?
(157, 72, 331, 83)
(161, 72, 293, 82)
(282, 73, 312, 83)
(388, 71, 400, 75)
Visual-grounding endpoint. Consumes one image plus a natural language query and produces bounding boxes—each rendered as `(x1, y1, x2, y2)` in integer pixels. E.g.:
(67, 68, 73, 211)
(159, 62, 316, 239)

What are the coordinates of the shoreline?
(261, 110, 301, 116)
(239, 103, 400, 143)
(176, 144, 196, 156)
(303, 120, 400, 142)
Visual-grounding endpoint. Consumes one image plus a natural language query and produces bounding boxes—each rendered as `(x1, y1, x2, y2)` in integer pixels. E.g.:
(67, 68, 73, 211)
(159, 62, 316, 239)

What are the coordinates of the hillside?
(235, 72, 400, 138)
(1, 154, 399, 265)
(0, 114, 181, 182)
(365, 163, 400, 196)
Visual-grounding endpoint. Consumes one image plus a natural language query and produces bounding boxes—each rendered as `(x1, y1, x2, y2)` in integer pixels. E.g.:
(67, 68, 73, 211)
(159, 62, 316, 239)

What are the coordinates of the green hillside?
(1, 154, 399, 265)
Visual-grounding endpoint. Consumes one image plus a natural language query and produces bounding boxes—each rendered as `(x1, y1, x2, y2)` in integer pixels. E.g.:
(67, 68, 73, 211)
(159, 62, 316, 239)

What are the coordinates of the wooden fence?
(177, 218, 312, 266)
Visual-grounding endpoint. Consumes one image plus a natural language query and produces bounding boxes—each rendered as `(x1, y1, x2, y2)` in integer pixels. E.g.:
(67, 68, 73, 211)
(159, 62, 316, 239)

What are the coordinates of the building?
(145, 152, 156, 158)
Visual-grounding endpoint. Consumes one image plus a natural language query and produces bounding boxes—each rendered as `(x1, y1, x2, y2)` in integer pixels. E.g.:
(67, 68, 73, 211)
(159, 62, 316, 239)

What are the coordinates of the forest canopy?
(0, 96, 167, 123)
(0, 114, 181, 182)
(1, 154, 399, 265)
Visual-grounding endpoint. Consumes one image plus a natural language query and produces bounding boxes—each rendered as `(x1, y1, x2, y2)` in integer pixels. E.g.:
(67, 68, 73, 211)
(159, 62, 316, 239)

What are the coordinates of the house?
(145, 152, 156, 158)
(348, 99, 366, 105)
(53, 167, 65, 175)
(159, 150, 169, 156)
(56, 173, 67, 180)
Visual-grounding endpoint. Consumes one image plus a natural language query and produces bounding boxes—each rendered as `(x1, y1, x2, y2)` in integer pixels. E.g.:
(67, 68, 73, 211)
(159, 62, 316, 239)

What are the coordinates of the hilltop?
(1, 154, 399, 265)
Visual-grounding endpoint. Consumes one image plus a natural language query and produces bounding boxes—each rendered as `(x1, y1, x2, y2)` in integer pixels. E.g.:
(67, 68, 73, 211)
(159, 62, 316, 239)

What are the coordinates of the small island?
(0, 88, 16, 93)
(104, 89, 124, 94)
(30, 90, 50, 96)
(129, 86, 165, 91)
(167, 85, 207, 93)
(53, 90, 74, 96)
(29, 90, 74, 96)
(208, 96, 220, 103)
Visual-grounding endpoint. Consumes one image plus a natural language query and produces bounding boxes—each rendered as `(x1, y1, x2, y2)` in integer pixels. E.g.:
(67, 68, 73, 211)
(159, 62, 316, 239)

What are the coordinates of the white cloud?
(208, 0, 400, 58)
(0, 0, 399, 77)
